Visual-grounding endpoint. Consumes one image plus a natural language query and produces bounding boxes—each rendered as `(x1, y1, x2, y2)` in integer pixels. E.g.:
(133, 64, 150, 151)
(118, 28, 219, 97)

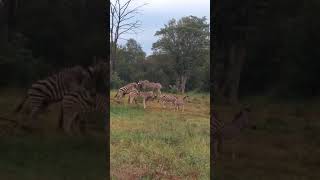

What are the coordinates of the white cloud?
(114, 0, 210, 56)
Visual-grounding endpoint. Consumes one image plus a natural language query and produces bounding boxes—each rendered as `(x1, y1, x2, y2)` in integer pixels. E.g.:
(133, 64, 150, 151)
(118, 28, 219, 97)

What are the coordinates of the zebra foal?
(174, 96, 189, 112)
(128, 90, 156, 109)
(158, 94, 177, 109)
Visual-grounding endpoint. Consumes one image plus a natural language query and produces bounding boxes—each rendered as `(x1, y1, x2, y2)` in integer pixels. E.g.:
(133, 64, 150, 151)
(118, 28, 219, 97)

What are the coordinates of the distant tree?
(122, 38, 146, 64)
(153, 16, 210, 93)
(110, 0, 146, 75)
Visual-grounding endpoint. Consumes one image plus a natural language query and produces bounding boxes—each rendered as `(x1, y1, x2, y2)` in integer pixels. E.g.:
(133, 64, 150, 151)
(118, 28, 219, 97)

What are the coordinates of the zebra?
(59, 90, 108, 135)
(212, 107, 251, 163)
(158, 94, 178, 109)
(114, 82, 139, 102)
(127, 88, 140, 104)
(174, 95, 189, 112)
(14, 65, 92, 127)
(138, 80, 162, 95)
(129, 91, 156, 109)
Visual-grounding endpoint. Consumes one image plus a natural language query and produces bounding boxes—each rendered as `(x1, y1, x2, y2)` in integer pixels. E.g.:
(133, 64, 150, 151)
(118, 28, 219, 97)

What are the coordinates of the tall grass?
(110, 90, 210, 179)
(213, 98, 320, 180)
(0, 89, 107, 179)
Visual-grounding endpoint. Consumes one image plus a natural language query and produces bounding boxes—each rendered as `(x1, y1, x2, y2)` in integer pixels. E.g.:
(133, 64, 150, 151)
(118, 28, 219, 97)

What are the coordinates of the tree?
(122, 38, 146, 64)
(116, 38, 146, 83)
(110, 0, 146, 75)
(152, 16, 209, 93)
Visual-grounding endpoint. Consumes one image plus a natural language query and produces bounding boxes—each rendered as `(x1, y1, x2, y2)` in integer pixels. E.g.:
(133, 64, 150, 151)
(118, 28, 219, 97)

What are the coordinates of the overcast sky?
(116, 0, 210, 56)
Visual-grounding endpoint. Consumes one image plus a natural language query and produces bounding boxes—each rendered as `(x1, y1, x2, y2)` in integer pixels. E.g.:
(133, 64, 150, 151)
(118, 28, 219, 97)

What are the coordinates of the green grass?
(0, 88, 107, 179)
(213, 99, 320, 180)
(110, 90, 210, 179)
(0, 135, 107, 180)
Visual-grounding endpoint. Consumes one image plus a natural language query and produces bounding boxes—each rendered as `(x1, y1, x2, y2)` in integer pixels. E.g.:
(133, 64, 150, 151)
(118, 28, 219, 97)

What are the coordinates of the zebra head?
(138, 80, 149, 89)
(183, 95, 190, 102)
(63, 66, 91, 92)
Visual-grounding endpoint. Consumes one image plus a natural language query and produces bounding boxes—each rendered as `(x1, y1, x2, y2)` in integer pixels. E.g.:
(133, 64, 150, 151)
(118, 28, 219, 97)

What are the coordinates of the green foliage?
(152, 16, 209, 77)
(0, 0, 106, 88)
(0, 135, 107, 179)
(114, 16, 210, 92)
(111, 71, 125, 89)
(0, 33, 50, 87)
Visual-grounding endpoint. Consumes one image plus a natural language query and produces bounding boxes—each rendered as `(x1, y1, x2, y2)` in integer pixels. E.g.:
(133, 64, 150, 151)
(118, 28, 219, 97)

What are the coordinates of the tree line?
(111, 16, 210, 93)
(0, 0, 106, 88)
(213, 0, 320, 104)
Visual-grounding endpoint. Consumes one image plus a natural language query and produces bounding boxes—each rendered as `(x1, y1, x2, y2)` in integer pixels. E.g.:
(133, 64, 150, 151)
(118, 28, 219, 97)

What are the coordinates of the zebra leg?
(143, 99, 146, 109)
(64, 113, 78, 135)
(217, 137, 223, 157)
(28, 105, 43, 129)
(162, 101, 166, 108)
(133, 98, 137, 104)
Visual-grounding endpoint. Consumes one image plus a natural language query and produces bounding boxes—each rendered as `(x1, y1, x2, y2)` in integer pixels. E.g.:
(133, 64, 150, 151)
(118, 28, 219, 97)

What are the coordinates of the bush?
(111, 72, 125, 89)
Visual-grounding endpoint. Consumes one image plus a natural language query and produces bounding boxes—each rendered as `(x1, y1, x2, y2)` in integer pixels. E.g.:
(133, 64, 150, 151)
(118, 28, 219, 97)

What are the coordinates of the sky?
(115, 0, 210, 56)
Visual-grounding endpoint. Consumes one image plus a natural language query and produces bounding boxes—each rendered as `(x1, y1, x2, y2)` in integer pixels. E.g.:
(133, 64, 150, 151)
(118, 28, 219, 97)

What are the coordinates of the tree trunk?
(7, 0, 17, 42)
(110, 43, 117, 75)
(221, 42, 247, 105)
(229, 45, 246, 104)
(178, 75, 188, 94)
(218, 43, 236, 104)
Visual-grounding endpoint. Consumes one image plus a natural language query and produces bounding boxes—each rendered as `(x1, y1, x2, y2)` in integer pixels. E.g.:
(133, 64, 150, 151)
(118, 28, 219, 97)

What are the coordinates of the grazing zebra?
(174, 95, 189, 112)
(128, 90, 156, 109)
(158, 94, 177, 109)
(114, 83, 138, 102)
(59, 90, 108, 135)
(14, 66, 92, 126)
(138, 80, 162, 95)
(140, 91, 156, 109)
(212, 108, 251, 163)
(127, 88, 140, 104)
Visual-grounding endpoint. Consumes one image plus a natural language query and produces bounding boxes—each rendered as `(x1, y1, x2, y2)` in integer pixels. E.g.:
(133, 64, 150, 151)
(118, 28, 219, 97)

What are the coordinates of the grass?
(110, 90, 210, 179)
(0, 88, 107, 180)
(213, 99, 320, 180)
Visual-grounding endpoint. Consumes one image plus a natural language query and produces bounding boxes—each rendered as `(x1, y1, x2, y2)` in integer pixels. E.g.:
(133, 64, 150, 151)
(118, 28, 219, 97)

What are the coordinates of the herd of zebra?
(13, 60, 108, 135)
(114, 80, 189, 111)
(8, 58, 252, 162)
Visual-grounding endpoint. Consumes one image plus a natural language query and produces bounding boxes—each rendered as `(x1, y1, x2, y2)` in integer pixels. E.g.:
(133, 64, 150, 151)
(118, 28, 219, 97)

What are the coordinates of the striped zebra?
(59, 90, 108, 135)
(138, 80, 162, 95)
(14, 66, 92, 126)
(128, 90, 156, 109)
(158, 94, 177, 109)
(114, 83, 138, 102)
(127, 88, 140, 104)
(174, 96, 189, 112)
(212, 108, 251, 163)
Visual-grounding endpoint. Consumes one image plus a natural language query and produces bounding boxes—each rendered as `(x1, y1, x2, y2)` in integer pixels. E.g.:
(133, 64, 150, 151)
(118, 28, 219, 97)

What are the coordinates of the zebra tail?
(14, 96, 27, 113)
(114, 92, 118, 98)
